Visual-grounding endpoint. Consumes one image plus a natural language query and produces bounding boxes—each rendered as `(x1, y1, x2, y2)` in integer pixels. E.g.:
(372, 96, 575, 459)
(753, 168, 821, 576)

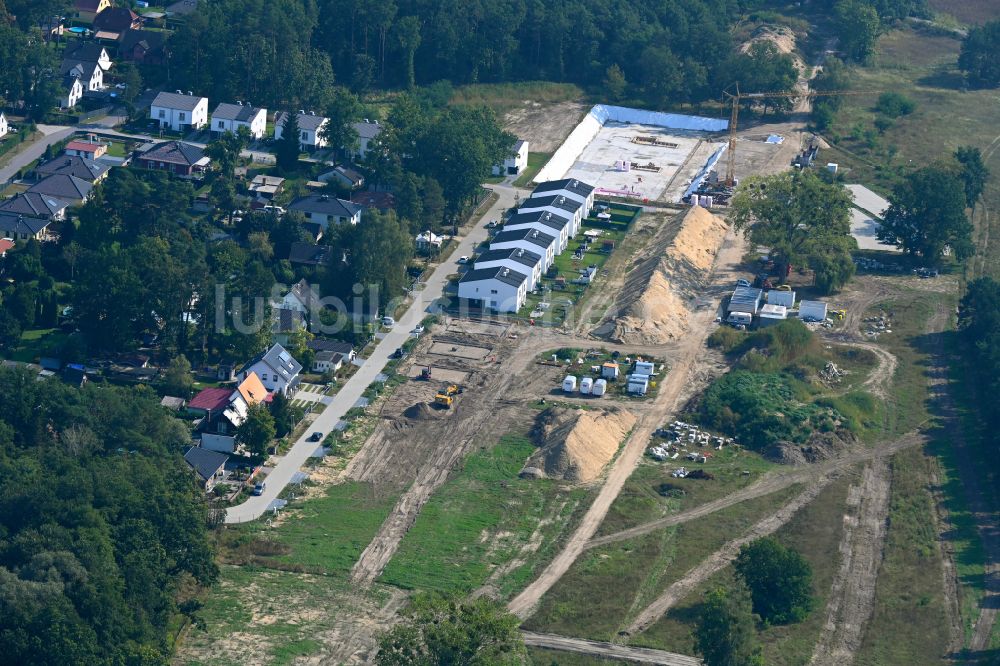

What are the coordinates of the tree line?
(0, 366, 217, 666)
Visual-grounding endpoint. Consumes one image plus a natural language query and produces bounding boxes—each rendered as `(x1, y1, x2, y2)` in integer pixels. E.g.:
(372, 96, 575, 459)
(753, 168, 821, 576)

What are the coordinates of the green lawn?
(513, 151, 552, 188)
(379, 434, 591, 599)
(450, 81, 583, 115)
(5, 328, 67, 364)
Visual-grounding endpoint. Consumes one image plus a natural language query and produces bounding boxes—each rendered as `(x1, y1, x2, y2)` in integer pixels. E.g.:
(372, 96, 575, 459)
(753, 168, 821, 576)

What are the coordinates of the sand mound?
(403, 402, 444, 420)
(524, 406, 636, 483)
(610, 206, 728, 345)
(740, 26, 805, 72)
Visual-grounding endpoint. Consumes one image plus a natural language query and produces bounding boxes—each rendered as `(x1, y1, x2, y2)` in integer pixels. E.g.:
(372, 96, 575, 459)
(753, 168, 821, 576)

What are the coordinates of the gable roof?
(27, 174, 93, 202)
(352, 121, 382, 140)
(287, 242, 332, 266)
(288, 194, 361, 218)
(474, 246, 542, 269)
(505, 209, 571, 233)
(0, 239, 14, 254)
(287, 279, 320, 310)
(63, 75, 84, 93)
(65, 140, 105, 154)
(490, 227, 556, 250)
(93, 7, 141, 32)
(239, 343, 303, 383)
(235, 371, 268, 406)
(0, 193, 72, 218)
(212, 102, 265, 122)
(120, 28, 167, 53)
(36, 155, 110, 182)
(187, 387, 231, 412)
(520, 194, 582, 214)
(0, 212, 51, 236)
(275, 111, 328, 132)
(307, 339, 354, 355)
(64, 42, 109, 65)
(138, 141, 205, 166)
(61, 59, 101, 80)
(532, 178, 595, 197)
(350, 190, 395, 211)
(184, 446, 229, 482)
(151, 91, 205, 111)
(459, 265, 528, 288)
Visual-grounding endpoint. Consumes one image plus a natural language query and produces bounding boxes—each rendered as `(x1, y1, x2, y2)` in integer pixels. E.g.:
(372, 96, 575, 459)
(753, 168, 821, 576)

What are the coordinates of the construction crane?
(721, 85, 880, 187)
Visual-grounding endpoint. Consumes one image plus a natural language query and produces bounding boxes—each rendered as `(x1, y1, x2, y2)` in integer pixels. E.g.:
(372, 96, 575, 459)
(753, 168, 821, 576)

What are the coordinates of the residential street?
(224, 184, 521, 523)
(0, 114, 129, 184)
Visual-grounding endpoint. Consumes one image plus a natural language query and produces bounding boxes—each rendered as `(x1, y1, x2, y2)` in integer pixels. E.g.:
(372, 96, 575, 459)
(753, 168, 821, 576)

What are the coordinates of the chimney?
(187, 91, 193, 96)
(175, 89, 182, 94)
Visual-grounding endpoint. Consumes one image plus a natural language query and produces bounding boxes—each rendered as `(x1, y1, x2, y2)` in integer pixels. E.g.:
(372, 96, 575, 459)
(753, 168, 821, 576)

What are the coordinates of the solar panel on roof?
(279, 350, 292, 363)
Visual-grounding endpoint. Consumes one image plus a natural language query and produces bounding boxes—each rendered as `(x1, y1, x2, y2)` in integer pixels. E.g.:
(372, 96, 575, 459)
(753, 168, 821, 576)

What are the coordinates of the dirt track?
(522, 631, 701, 666)
(625, 477, 839, 636)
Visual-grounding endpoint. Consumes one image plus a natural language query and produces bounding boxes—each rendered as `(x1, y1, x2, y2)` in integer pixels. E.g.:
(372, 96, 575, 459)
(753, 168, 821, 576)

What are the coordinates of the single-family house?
(0, 112, 8, 138)
(351, 120, 382, 159)
(492, 139, 529, 176)
(119, 29, 168, 65)
(64, 138, 108, 160)
(279, 279, 321, 315)
(211, 102, 267, 139)
(473, 246, 543, 290)
(186, 387, 231, 419)
(27, 174, 93, 204)
(350, 190, 396, 213)
(489, 227, 557, 271)
(248, 174, 284, 200)
(518, 194, 584, 236)
(529, 178, 596, 219)
(503, 209, 572, 252)
(192, 372, 270, 452)
(150, 91, 209, 132)
(36, 155, 110, 183)
(458, 265, 529, 313)
(286, 242, 332, 267)
(274, 111, 328, 150)
(0, 213, 52, 242)
(415, 230, 444, 253)
(307, 339, 356, 361)
(93, 7, 143, 35)
(312, 350, 346, 374)
(320, 165, 364, 190)
(74, 0, 112, 22)
(135, 141, 210, 176)
(273, 308, 306, 345)
(0, 193, 72, 221)
(288, 194, 361, 230)
(61, 59, 104, 92)
(160, 396, 186, 411)
(184, 446, 229, 491)
(64, 43, 113, 71)
(238, 343, 302, 396)
(62, 75, 84, 109)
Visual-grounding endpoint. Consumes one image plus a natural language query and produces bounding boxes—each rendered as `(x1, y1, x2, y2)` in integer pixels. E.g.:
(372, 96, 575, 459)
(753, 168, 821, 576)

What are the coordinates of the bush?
(735, 537, 814, 625)
(707, 326, 747, 352)
(876, 92, 916, 118)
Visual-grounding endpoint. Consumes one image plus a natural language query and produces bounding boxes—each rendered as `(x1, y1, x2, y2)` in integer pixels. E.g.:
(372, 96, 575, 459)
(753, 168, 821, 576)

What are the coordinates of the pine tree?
(275, 111, 302, 172)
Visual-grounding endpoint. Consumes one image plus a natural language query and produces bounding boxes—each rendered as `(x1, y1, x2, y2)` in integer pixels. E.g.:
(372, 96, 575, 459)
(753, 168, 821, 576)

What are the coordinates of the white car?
(411, 324, 425, 335)
(457, 256, 469, 264)
(382, 316, 395, 328)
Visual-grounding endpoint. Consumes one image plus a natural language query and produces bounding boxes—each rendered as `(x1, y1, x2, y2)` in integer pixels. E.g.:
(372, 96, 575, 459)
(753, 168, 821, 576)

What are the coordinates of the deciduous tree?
(735, 537, 814, 624)
(236, 403, 276, 456)
(879, 164, 974, 261)
(696, 584, 764, 666)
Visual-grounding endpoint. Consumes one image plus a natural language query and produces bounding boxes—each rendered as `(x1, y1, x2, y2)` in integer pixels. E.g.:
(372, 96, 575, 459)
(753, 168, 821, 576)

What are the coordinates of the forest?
(0, 368, 217, 666)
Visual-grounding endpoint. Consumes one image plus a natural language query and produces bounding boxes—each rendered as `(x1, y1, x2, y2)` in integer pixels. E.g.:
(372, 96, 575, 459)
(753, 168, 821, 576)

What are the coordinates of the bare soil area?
(504, 101, 588, 152)
(523, 406, 637, 483)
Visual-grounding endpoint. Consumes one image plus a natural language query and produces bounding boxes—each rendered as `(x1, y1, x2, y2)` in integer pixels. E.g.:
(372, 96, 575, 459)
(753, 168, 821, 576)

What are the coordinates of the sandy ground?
(523, 631, 701, 666)
(504, 101, 589, 153)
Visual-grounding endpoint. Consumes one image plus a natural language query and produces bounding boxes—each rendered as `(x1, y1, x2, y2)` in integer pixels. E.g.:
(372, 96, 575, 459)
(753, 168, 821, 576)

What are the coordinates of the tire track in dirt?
(522, 631, 701, 665)
(624, 476, 839, 636)
(808, 459, 892, 666)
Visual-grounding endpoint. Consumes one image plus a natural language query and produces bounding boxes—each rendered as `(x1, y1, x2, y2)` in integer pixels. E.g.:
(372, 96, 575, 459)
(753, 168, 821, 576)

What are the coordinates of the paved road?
(0, 114, 130, 184)
(522, 631, 701, 665)
(225, 185, 515, 523)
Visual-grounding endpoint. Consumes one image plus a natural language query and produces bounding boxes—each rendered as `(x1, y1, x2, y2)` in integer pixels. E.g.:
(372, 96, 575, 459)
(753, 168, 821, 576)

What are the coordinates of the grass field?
(450, 82, 584, 115)
(632, 475, 852, 664)
(928, 0, 997, 24)
(523, 483, 804, 641)
(513, 152, 552, 188)
(379, 434, 591, 599)
(6, 328, 67, 364)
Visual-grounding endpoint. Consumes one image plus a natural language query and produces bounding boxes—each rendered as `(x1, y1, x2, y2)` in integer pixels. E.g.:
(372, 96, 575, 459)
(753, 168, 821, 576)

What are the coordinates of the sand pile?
(610, 206, 728, 345)
(523, 406, 636, 483)
(740, 26, 805, 72)
(403, 402, 444, 420)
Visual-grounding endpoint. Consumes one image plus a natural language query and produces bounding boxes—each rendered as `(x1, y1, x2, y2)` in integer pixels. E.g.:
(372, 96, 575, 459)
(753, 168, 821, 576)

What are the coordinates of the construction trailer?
(563, 375, 578, 393)
(799, 300, 828, 322)
(627, 373, 650, 395)
(580, 377, 594, 394)
(592, 378, 608, 396)
(766, 289, 796, 308)
(727, 285, 764, 314)
(634, 360, 655, 376)
(601, 362, 620, 380)
(758, 303, 788, 327)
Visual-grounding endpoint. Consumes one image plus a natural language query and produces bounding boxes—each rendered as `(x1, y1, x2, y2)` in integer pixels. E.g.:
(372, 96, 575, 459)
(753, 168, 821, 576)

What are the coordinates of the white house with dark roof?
(0, 212, 52, 242)
(62, 76, 84, 109)
(288, 194, 361, 230)
(0, 193, 72, 221)
(211, 102, 267, 139)
(61, 59, 104, 92)
(493, 139, 529, 176)
(238, 343, 302, 396)
(151, 91, 209, 132)
(503, 209, 572, 252)
(36, 155, 110, 183)
(0, 112, 7, 138)
(489, 227, 557, 271)
(458, 266, 529, 313)
(275, 112, 329, 150)
(474, 246, 542, 289)
(64, 42, 112, 71)
(518, 194, 585, 236)
(350, 120, 382, 159)
(529, 178, 596, 218)
(27, 174, 92, 204)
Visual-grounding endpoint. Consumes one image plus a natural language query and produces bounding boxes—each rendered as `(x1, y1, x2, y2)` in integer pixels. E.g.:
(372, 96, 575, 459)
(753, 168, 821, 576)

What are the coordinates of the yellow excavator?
(434, 385, 463, 408)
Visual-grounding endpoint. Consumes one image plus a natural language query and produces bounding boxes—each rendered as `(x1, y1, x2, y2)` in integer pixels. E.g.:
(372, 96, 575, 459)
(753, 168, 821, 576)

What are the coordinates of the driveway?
(224, 184, 519, 523)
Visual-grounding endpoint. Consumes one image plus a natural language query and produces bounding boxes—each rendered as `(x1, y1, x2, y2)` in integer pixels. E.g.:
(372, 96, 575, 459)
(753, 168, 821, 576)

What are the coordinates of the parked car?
(457, 255, 469, 264)
(391, 347, 406, 359)
(308, 431, 323, 442)
(411, 324, 425, 335)
(382, 316, 395, 328)
(736, 278, 751, 287)
(252, 482, 266, 496)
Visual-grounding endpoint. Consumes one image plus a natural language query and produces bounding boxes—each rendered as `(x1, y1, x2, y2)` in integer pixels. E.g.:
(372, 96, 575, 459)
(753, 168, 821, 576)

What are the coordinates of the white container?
(592, 378, 607, 396)
(634, 360, 655, 376)
(766, 289, 795, 308)
(799, 300, 828, 322)
(580, 377, 594, 395)
(562, 375, 577, 393)
(705, 196, 713, 208)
